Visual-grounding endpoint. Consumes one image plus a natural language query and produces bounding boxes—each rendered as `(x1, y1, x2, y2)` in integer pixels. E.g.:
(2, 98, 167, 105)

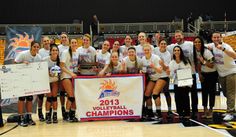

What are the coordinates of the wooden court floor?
(0, 92, 233, 137)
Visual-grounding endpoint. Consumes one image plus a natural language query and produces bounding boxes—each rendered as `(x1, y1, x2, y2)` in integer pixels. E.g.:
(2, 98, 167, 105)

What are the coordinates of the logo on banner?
(0, 65, 11, 73)
(5, 32, 34, 61)
(98, 79, 120, 99)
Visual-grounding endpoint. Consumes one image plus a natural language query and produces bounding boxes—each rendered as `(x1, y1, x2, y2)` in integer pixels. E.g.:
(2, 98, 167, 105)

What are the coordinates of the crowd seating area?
(0, 20, 235, 50)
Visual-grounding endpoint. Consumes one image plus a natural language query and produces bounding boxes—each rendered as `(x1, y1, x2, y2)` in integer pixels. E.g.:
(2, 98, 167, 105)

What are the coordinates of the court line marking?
(171, 111, 233, 137)
(0, 124, 18, 136)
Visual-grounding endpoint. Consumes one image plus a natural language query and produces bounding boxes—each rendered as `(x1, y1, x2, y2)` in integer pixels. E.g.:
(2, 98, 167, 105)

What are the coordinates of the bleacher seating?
(223, 35, 236, 50)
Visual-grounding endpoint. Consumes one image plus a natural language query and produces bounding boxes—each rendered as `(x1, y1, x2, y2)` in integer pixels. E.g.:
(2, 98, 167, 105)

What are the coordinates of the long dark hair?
(68, 38, 77, 59)
(50, 44, 60, 66)
(173, 46, 190, 65)
(30, 41, 40, 51)
(193, 36, 205, 65)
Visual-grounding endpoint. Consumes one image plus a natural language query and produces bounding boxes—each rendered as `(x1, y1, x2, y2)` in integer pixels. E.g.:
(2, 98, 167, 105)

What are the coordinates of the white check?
(0, 62, 50, 99)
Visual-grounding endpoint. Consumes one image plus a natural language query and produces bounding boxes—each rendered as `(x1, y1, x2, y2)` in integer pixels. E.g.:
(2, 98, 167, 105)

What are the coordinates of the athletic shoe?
(167, 111, 173, 118)
(38, 109, 45, 122)
(46, 113, 52, 124)
(52, 112, 58, 123)
(18, 115, 28, 127)
(223, 114, 234, 121)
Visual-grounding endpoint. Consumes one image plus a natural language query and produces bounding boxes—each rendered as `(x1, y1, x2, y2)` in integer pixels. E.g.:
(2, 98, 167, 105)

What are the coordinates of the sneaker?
(223, 114, 234, 121)
(70, 117, 79, 122)
(26, 114, 36, 125)
(147, 109, 154, 118)
(156, 110, 162, 118)
(45, 113, 52, 124)
(167, 111, 173, 118)
(18, 115, 28, 127)
(206, 109, 213, 119)
(28, 119, 36, 125)
(63, 112, 69, 121)
(69, 110, 78, 122)
(38, 109, 45, 122)
(52, 112, 58, 123)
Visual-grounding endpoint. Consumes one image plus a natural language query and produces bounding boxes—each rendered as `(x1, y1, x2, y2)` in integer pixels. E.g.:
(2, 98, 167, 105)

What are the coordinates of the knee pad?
(19, 97, 26, 101)
(37, 94, 44, 101)
(60, 91, 66, 97)
(47, 97, 52, 102)
(144, 96, 151, 101)
(152, 93, 160, 100)
(68, 97, 75, 103)
(26, 96, 33, 101)
(52, 96, 57, 102)
(164, 92, 170, 98)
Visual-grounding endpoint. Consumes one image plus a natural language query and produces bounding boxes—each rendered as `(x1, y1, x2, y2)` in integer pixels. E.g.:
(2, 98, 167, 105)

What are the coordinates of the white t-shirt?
(200, 49, 217, 72)
(153, 47, 171, 77)
(43, 56, 58, 69)
(135, 44, 154, 58)
(96, 50, 111, 69)
(39, 48, 50, 58)
(43, 56, 60, 82)
(154, 47, 171, 66)
(77, 46, 96, 63)
(15, 50, 41, 63)
(123, 56, 143, 74)
(58, 44, 69, 59)
(60, 50, 79, 79)
(119, 45, 132, 59)
(208, 42, 236, 77)
(169, 60, 192, 85)
(141, 54, 162, 81)
(167, 41, 195, 73)
(106, 62, 122, 74)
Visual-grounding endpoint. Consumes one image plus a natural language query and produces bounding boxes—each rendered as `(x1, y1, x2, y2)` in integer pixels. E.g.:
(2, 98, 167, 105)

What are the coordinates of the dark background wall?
(0, 0, 235, 33)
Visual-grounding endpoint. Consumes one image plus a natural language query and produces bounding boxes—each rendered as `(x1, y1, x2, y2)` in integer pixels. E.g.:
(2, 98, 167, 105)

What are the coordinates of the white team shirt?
(15, 50, 41, 63)
(96, 50, 111, 69)
(43, 56, 58, 70)
(199, 49, 217, 73)
(167, 41, 195, 73)
(60, 50, 79, 79)
(141, 54, 162, 81)
(58, 44, 69, 59)
(207, 42, 236, 77)
(119, 45, 132, 59)
(106, 62, 123, 74)
(135, 44, 154, 58)
(38, 48, 50, 58)
(123, 56, 143, 74)
(154, 47, 171, 77)
(43, 56, 59, 82)
(169, 60, 192, 85)
(77, 46, 96, 63)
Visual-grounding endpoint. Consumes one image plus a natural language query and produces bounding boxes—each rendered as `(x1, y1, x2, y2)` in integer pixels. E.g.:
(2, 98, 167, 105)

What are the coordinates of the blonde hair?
(83, 34, 92, 41)
(143, 43, 152, 49)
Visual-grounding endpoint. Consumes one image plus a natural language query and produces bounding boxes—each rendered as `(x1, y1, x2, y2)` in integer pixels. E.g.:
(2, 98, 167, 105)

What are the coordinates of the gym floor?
(0, 92, 233, 137)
